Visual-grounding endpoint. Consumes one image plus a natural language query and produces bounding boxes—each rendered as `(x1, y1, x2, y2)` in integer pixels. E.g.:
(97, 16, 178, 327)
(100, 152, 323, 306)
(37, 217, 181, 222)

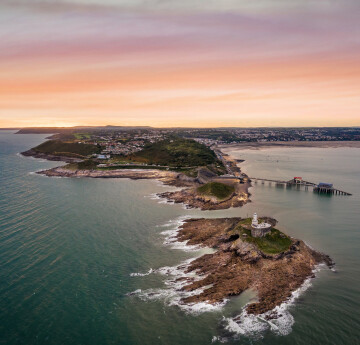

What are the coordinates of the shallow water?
(1, 131, 359, 345)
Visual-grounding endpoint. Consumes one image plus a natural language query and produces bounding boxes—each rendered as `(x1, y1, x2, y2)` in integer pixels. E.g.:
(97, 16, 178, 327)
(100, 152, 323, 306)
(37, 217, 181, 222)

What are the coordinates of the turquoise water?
(1, 131, 360, 345)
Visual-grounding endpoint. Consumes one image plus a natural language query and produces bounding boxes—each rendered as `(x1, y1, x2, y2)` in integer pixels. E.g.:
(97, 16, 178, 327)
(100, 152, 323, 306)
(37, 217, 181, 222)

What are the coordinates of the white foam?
(145, 192, 178, 205)
(146, 193, 161, 200)
(158, 216, 203, 252)
(158, 216, 188, 228)
(129, 256, 226, 314)
(130, 268, 154, 277)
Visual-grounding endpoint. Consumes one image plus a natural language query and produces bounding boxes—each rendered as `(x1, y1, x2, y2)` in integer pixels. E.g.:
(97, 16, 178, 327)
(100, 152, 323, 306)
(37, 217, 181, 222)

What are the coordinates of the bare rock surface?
(175, 218, 333, 315)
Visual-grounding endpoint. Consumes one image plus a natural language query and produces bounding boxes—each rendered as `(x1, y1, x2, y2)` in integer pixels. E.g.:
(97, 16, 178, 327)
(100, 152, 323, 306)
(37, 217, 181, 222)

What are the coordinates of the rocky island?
(174, 216, 333, 315)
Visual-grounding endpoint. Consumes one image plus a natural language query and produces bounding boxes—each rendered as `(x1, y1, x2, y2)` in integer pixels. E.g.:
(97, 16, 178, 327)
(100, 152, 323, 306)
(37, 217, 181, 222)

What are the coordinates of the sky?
(0, 0, 359, 128)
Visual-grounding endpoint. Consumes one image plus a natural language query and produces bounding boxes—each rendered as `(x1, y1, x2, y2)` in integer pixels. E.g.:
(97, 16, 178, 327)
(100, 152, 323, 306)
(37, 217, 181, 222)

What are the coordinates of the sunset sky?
(0, 0, 359, 128)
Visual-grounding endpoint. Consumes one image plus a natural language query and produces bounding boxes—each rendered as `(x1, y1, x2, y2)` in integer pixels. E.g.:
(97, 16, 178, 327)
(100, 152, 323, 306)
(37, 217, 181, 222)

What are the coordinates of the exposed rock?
(36, 166, 194, 186)
(175, 217, 333, 315)
(158, 183, 249, 210)
(196, 167, 217, 184)
(21, 149, 82, 163)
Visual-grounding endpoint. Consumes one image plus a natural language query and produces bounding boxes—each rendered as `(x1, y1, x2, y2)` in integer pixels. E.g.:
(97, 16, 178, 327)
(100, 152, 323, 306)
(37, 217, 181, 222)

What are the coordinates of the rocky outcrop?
(21, 149, 82, 163)
(232, 240, 262, 263)
(158, 183, 249, 210)
(175, 217, 334, 315)
(36, 166, 195, 186)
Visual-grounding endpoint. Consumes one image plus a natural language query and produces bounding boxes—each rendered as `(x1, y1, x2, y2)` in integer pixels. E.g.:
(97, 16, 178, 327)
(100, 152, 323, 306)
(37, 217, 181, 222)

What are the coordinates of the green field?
(197, 182, 235, 200)
(33, 140, 100, 157)
(126, 139, 221, 168)
(74, 133, 91, 140)
(235, 219, 292, 255)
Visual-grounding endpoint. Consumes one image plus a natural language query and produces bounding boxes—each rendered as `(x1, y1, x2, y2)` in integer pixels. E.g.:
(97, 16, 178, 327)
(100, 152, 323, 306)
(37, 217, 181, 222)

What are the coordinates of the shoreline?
(218, 140, 360, 150)
(21, 148, 251, 210)
(21, 149, 83, 163)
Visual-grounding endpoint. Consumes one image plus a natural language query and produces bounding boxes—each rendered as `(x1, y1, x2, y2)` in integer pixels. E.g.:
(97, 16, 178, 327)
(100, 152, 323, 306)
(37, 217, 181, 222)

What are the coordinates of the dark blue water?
(1, 131, 360, 345)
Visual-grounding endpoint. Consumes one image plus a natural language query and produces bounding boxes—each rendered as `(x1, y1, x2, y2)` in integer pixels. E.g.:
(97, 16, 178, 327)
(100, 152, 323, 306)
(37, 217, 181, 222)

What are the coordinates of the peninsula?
(22, 135, 251, 210)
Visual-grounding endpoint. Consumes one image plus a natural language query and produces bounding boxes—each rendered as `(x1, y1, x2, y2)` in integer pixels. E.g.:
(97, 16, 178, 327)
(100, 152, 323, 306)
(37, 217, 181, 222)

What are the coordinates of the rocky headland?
(174, 217, 333, 315)
(37, 166, 195, 187)
(21, 149, 83, 163)
(158, 181, 249, 210)
(26, 148, 250, 209)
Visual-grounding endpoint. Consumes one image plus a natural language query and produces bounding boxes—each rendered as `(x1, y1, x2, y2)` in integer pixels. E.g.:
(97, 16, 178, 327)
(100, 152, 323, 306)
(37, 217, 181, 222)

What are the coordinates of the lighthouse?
(252, 213, 259, 227)
(251, 212, 272, 238)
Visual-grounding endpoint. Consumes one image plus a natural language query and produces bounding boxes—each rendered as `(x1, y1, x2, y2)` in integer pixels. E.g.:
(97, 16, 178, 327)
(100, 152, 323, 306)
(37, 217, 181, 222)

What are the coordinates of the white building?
(251, 213, 272, 237)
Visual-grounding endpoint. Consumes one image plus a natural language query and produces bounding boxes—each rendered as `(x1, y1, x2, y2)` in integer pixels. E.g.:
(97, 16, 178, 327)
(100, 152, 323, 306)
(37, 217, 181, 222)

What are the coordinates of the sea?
(1, 130, 360, 345)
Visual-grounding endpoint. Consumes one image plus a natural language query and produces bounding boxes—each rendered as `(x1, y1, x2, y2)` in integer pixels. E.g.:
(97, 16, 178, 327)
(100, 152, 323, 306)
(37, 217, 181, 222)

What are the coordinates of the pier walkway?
(219, 175, 352, 196)
(249, 177, 352, 195)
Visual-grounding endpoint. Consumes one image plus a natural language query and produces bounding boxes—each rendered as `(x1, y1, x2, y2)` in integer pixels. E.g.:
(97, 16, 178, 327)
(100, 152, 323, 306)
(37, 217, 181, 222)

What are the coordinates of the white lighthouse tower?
(252, 213, 259, 227)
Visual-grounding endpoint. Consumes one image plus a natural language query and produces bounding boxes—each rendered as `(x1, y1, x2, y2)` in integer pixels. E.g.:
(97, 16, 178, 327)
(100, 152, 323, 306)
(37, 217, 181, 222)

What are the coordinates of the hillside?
(126, 138, 221, 167)
(197, 182, 235, 200)
(32, 140, 100, 158)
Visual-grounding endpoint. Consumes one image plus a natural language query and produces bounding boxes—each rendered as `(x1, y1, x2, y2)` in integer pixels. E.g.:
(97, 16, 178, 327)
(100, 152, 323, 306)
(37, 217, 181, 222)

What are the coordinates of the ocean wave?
(128, 257, 225, 314)
(146, 193, 161, 200)
(17, 152, 47, 162)
(157, 216, 189, 228)
(159, 216, 201, 252)
(130, 268, 154, 277)
(145, 192, 176, 205)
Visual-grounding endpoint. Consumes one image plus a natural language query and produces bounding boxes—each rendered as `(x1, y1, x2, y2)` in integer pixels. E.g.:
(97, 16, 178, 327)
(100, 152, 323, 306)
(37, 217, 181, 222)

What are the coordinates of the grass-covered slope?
(235, 219, 292, 255)
(32, 140, 100, 158)
(197, 182, 235, 200)
(245, 228, 292, 254)
(126, 138, 221, 167)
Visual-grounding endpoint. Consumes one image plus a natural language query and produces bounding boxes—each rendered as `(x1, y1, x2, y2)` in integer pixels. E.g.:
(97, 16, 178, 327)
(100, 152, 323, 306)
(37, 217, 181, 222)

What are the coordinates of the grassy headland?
(32, 140, 100, 158)
(197, 182, 235, 200)
(125, 138, 221, 167)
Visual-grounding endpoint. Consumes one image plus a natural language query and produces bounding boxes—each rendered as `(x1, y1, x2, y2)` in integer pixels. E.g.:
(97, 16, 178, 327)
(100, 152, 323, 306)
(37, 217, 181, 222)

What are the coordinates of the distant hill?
(16, 127, 71, 134)
(16, 126, 153, 134)
(126, 138, 221, 167)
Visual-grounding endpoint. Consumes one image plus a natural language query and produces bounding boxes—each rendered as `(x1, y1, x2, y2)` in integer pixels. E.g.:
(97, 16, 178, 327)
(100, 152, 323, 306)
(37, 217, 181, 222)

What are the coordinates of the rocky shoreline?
(36, 166, 195, 187)
(158, 183, 249, 210)
(23, 148, 250, 209)
(21, 149, 83, 163)
(174, 217, 333, 315)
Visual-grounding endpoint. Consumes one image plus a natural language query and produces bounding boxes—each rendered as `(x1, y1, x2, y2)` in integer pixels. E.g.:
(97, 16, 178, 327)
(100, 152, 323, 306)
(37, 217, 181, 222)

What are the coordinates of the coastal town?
(17, 126, 360, 153)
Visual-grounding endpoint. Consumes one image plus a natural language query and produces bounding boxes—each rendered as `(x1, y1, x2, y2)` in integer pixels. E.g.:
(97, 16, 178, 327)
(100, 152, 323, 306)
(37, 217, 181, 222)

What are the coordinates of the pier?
(219, 175, 352, 195)
(248, 177, 352, 195)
